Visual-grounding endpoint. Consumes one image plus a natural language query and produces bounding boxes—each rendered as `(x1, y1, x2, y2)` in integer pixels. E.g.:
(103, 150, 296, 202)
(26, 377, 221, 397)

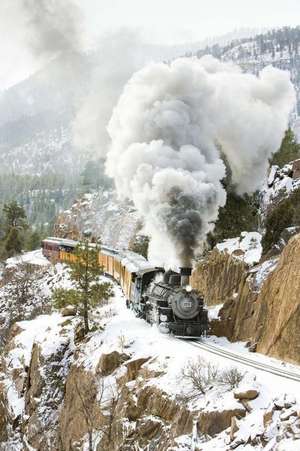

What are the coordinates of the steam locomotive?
(42, 237, 208, 338)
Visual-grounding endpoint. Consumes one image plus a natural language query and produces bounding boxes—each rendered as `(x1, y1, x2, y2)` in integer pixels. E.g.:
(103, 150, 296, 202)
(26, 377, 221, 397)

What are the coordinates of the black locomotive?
(133, 267, 208, 338)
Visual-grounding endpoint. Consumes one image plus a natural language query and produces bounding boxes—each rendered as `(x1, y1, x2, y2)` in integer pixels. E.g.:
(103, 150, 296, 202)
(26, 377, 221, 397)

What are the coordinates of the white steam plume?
(106, 56, 295, 268)
(72, 30, 181, 157)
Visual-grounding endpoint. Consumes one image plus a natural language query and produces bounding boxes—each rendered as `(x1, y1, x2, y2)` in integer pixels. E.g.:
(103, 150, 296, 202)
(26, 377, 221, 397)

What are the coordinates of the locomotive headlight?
(160, 314, 168, 322)
(185, 285, 192, 293)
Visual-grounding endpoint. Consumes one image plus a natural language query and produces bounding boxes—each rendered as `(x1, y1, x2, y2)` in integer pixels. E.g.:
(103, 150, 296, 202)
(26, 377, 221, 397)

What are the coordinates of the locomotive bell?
(179, 267, 192, 287)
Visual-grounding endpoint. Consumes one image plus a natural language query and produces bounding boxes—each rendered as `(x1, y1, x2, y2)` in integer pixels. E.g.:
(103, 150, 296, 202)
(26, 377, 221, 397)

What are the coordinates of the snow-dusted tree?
(52, 240, 113, 334)
(3, 201, 28, 231)
(1, 201, 28, 257)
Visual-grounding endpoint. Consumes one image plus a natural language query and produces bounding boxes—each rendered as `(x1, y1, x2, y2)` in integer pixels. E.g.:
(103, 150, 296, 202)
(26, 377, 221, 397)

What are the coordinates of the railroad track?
(189, 340, 300, 382)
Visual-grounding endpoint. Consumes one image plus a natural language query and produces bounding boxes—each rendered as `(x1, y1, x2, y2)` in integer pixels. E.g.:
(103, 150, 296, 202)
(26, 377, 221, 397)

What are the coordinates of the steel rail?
(188, 340, 300, 382)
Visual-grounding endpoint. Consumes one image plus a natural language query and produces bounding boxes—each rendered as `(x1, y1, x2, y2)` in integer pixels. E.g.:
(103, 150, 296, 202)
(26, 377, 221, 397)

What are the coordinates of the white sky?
(81, 0, 300, 44)
(0, 0, 299, 89)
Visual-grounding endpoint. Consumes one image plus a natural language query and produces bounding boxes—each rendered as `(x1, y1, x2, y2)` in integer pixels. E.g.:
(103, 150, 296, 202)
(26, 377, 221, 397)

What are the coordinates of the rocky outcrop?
(254, 234, 300, 362)
(193, 233, 300, 365)
(191, 249, 248, 306)
(198, 408, 246, 436)
(96, 351, 130, 376)
(59, 366, 103, 451)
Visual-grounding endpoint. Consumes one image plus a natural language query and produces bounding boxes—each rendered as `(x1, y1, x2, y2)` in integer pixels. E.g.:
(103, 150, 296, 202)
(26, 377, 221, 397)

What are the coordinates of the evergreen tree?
(270, 128, 300, 167)
(26, 230, 42, 251)
(52, 240, 113, 334)
(3, 201, 28, 232)
(4, 227, 23, 257)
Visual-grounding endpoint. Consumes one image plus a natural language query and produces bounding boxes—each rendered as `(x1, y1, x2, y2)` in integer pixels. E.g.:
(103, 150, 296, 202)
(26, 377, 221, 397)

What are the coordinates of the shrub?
(181, 357, 220, 396)
(180, 359, 244, 400)
(219, 367, 244, 389)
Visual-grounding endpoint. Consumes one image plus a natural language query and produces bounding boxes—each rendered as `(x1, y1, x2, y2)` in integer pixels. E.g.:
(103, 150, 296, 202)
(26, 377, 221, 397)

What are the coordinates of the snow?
(3, 312, 76, 419)
(207, 303, 223, 321)
(5, 313, 75, 390)
(217, 232, 262, 265)
(276, 439, 300, 451)
(75, 282, 300, 410)
(250, 257, 279, 291)
(6, 249, 50, 269)
(2, 263, 300, 449)
(267, 165, 279, 186)
(261, 162, 300, 210)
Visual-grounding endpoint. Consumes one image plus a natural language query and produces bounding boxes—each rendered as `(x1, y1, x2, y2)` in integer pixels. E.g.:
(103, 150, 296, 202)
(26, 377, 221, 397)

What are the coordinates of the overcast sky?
(82, 0, 300, 44)
(0, 0, 299, 89)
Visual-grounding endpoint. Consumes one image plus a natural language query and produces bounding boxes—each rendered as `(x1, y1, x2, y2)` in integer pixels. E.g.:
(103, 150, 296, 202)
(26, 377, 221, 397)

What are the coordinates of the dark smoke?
(161, 187, 203, 266)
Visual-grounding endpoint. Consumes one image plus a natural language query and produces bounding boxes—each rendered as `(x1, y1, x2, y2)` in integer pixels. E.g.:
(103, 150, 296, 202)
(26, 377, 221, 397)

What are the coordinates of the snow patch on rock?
(217, 232, 262, 265)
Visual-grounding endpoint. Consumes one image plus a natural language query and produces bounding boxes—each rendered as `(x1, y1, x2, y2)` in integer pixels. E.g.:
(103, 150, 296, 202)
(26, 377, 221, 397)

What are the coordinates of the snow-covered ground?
(5, 249, 50, 269)
(216, 231, 262, 265)
(261, 163, 300, 210)
(2, 252, 300, 449)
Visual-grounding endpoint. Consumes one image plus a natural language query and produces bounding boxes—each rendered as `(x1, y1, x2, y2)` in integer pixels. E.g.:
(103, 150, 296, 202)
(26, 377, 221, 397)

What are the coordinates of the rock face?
(59, 366, 103, 451)
(191, 249, 248, 307)
(254, 235, 300, 362)
(192, 233, 300, 364)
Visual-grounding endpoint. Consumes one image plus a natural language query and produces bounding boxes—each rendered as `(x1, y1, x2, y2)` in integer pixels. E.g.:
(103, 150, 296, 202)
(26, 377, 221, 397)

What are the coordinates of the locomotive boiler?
(143, 267, 208, 338)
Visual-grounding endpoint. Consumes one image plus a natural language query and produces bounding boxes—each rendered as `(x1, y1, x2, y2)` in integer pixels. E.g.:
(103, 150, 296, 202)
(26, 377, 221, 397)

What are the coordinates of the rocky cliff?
(192, 233, 300, 365)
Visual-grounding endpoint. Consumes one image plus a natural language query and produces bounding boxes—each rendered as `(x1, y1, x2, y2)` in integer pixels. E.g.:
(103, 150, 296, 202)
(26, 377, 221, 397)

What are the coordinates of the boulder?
(96, 351, 130, 376)
(280, 407, 298, 421)
(198, 408, 246, 436)
(263, 408, 274, 427)
(61, 305, 77, 317)
(234, 388, 259, 401)
(125, 357, 151, 381)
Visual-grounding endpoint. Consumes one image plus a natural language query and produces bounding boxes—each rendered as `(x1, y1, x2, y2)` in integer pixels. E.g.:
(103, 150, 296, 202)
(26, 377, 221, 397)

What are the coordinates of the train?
(42, 237, 208, 338)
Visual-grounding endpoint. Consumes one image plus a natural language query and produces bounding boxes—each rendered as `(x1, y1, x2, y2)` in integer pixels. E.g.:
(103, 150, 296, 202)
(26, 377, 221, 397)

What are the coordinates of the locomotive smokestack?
(180, 267, 192, 287)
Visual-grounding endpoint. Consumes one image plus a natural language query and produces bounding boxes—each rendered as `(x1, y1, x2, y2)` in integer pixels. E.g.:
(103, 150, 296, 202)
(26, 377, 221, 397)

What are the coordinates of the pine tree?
(4, 227, 23, 257)
(52, 240, 113, 334)
(270, 128, 300, 167)
(26, 230, 42, 251)
(3, 201, 28, 231)
(1, 201, 28, 258)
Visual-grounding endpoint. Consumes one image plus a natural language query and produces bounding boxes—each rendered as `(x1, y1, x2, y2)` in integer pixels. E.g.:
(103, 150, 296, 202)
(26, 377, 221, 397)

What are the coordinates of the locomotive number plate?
(183, 302, 192, 308)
